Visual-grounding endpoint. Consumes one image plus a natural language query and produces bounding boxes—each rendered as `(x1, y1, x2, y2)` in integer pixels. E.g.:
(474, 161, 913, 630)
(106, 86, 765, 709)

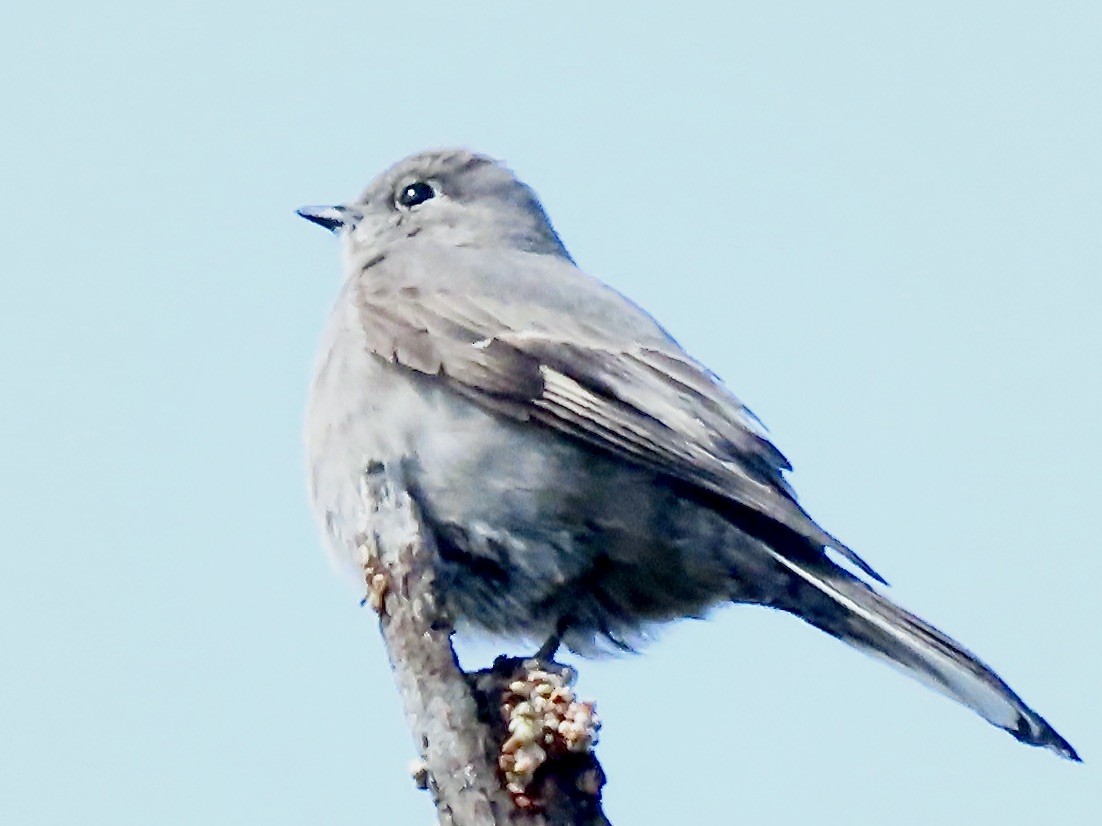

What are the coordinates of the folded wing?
(356, 274, 885, 584)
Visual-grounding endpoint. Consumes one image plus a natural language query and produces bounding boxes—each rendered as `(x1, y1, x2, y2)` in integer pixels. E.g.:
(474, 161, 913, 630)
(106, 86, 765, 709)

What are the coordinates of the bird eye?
(396, 180, 437, 209)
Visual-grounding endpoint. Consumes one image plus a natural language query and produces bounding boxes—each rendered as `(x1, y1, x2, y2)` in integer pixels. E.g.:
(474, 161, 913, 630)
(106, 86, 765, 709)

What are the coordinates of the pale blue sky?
(2, 3, 1099, 824)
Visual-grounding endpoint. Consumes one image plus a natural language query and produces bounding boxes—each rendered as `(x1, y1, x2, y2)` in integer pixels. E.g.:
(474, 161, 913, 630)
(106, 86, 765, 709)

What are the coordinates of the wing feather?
(356, 280, 886, 584)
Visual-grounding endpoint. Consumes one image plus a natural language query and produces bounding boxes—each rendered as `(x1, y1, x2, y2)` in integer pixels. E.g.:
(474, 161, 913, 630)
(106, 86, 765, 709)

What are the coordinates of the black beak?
(296, 205, 351, 233)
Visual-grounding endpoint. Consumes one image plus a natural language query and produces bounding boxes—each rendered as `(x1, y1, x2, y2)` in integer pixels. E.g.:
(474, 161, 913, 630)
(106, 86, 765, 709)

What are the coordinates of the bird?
(300, 148, 1079, 761)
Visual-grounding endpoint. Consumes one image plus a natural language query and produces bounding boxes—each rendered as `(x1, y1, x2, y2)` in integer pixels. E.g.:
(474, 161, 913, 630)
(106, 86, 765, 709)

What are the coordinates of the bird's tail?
(765, 550, 1080, 761)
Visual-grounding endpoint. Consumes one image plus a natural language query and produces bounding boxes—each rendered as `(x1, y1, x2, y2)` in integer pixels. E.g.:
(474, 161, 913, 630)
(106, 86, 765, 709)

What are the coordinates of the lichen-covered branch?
(355, 462, 610, 825)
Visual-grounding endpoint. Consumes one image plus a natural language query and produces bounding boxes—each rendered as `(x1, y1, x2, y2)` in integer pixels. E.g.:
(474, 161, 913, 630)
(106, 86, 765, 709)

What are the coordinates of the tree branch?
(355, 461, 610, 825)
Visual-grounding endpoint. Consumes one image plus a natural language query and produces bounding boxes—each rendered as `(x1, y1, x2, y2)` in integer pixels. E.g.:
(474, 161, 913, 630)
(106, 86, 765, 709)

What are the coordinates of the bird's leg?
(533, 616, 572, 662)
(533, 633, 561, 662)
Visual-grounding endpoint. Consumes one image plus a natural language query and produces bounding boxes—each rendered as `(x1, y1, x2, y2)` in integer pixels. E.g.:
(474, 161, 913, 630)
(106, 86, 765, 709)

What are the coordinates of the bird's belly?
(405, 383, 753, 647)
(308, 351, 745, 650)
(307, 346, 593, 570)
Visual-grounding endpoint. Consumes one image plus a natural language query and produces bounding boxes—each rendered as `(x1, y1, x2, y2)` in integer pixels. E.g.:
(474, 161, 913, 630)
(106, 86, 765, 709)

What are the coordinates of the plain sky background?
(2, 3, 1099, 824)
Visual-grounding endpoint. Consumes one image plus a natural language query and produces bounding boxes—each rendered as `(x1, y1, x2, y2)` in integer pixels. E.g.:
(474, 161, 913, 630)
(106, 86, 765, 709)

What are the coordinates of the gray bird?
(300, 148, 1078, 760)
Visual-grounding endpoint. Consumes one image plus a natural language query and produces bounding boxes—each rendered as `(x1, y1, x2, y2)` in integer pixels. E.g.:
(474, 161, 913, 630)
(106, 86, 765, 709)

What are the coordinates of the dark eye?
(396, 181, 437, 209)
